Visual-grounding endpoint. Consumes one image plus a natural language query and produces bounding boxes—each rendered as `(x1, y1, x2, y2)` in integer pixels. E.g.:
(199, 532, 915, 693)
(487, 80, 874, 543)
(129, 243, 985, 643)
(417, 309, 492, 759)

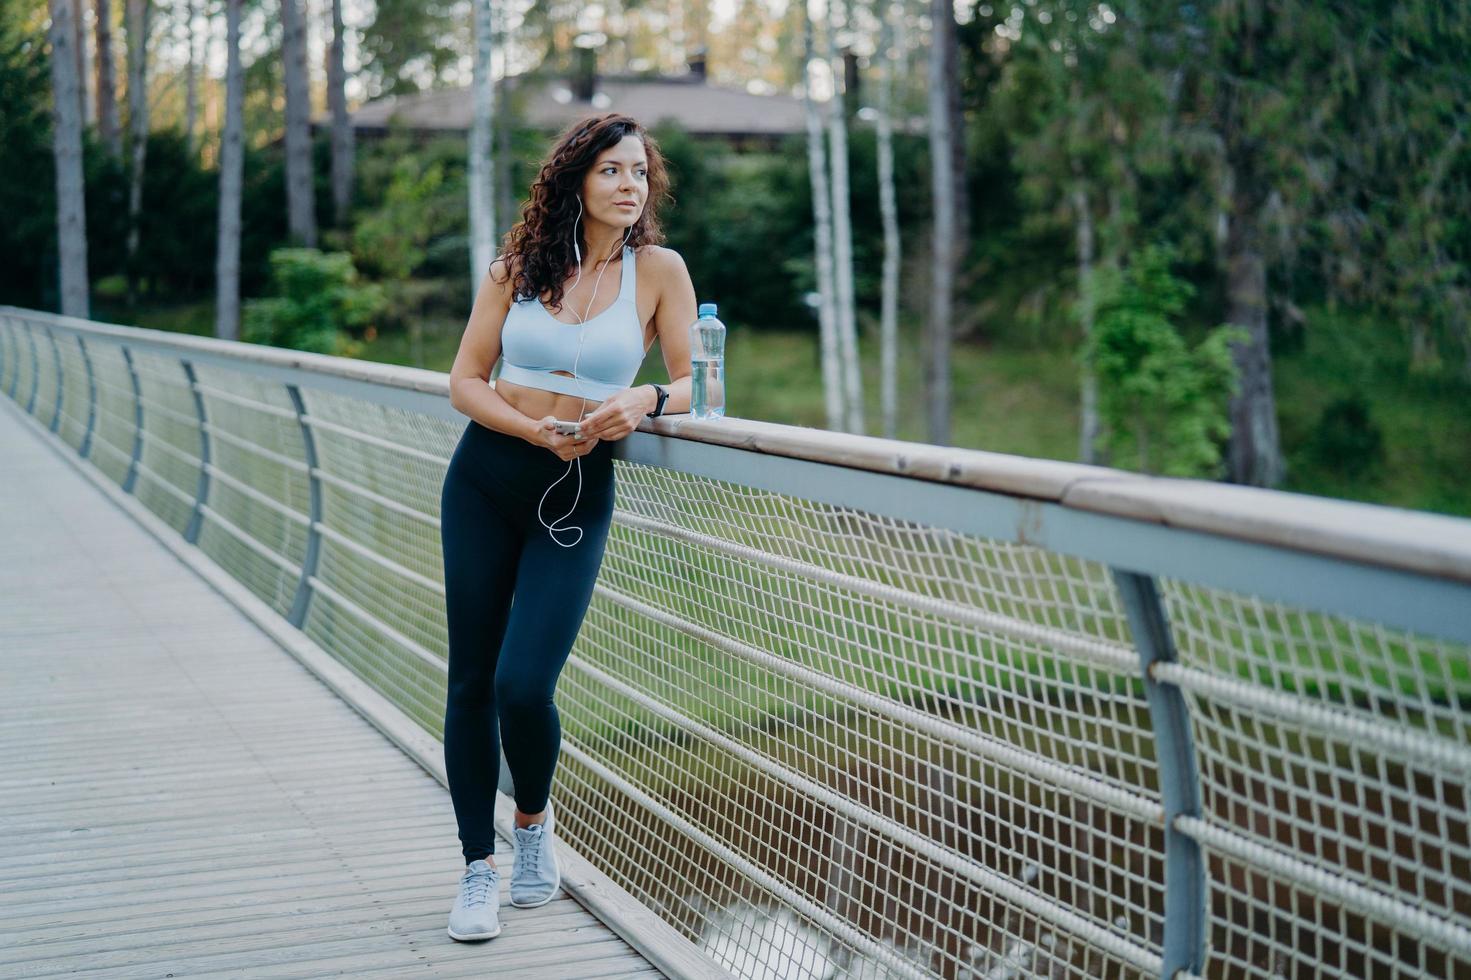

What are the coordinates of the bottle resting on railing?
(689, 302, 726, 421)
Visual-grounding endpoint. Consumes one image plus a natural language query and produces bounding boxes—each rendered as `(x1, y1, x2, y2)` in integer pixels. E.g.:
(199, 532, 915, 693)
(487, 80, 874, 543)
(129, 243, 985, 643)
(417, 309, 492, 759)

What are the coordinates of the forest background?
(6, 0, 1470, 516)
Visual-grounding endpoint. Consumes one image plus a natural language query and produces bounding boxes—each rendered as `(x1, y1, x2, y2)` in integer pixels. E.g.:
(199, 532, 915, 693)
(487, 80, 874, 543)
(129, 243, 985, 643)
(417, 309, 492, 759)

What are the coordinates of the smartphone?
(550, 420, 583, 437)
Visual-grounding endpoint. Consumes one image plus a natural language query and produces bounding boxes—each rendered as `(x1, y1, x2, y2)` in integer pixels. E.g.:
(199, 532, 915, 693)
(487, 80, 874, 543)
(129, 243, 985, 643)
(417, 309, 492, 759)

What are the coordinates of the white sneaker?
(510, 799, 562, 908)
(447, 859, 502, 941)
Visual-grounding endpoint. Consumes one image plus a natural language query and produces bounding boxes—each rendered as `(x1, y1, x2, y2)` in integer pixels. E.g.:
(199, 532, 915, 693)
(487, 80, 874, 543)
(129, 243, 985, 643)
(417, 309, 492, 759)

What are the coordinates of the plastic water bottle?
(690, 302, 726, 420)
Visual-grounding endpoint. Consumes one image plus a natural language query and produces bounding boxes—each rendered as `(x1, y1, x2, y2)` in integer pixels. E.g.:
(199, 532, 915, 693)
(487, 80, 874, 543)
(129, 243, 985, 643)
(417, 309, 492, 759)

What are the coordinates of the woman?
(439, 113, 695, 942)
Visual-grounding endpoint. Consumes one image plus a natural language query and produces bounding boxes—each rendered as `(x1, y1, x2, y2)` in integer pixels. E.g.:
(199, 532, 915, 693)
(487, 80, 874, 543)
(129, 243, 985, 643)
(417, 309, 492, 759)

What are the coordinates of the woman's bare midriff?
(494, 374, 603, 431)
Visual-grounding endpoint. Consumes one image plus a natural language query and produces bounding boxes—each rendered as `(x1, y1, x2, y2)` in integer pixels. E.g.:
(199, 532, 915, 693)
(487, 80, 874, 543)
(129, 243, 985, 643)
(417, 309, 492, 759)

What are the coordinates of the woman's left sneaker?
(509, 798, 562, 908)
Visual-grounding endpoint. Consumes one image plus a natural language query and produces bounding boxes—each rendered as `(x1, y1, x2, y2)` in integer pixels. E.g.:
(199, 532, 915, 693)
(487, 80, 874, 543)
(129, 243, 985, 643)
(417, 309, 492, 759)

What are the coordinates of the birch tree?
(94, 0, 121, 156)
(493, 0, 514, 245)
(801, 2, 842, 432)
(281, 0, 317, 246)
(183, 0, 197, 153)
(328, 0, 353, 223)
(1069, 51, 1101, 465)
(467, 0, 496, 286)
(124, 0, 149, 307)
(73, 0, 89, 123)
(49, 0, 90, 317)
(825, 0, 863, 434)
(215, 0, 244, 339)
(1073, 169, 1099, 462)
(925, 0, 955, 445)
(875, 0, 901, 439)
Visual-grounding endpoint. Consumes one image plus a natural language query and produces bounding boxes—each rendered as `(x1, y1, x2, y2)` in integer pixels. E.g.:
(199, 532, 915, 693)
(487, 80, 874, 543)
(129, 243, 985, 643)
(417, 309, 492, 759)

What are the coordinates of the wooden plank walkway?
(0, 403, 665, 979)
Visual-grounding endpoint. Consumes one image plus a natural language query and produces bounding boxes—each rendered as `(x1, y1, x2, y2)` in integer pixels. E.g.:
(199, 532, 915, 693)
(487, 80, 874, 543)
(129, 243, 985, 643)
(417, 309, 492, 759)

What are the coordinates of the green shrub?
(1305, 393, 1386, 479)
(352, 152, 469, 325)
(1082, 244, 1246, 477)
(243, 248, 382, 355)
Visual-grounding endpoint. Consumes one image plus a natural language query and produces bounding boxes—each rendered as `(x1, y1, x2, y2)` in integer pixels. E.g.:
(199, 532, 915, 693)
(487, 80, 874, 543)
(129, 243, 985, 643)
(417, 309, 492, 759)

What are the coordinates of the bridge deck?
(0, 404, 663, 979)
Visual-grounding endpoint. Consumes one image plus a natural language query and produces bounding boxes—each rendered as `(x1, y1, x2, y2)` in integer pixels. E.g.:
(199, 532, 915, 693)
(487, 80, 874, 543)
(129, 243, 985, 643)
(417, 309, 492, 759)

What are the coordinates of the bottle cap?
(698, 302, 718, 317)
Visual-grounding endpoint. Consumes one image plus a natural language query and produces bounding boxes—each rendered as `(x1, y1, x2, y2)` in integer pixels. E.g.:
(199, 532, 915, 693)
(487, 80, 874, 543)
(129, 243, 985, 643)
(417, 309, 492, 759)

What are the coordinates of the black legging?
(439, 419, 615, 864)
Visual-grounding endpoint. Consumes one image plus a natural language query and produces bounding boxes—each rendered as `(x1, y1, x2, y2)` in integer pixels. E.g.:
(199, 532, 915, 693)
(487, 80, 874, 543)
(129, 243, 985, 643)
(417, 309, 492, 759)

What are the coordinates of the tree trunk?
(876, 0, 901, 440)
(215, 0, 244, 340)
(1073, 177, 1099, 464)
(281, 0, 316, 246)
(74, 0, 90, 124)
(1215, 159, 1231, 261)
(1409, 321, 1439, 373)
(124, 0, 149, 308)
(468, 0, 496, 288)
(495, 84, 514, 245)
(1223, 164, 1284, 487)
(49, 0, 91, 318)
(802, 9, 842, 432)
(493, 0, 514, 245)
(826, 0, 863, 434)
(925, 0, 954, 446)
(327, 0, 353, 224)
(941, 0, 967, 256)
(184, 0, 197, 153)
(94, 0, 121, 156)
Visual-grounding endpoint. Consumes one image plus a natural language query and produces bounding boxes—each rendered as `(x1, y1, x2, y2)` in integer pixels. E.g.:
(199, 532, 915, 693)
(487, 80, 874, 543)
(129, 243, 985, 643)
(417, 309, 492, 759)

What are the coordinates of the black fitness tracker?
(646, 383, 669, 418)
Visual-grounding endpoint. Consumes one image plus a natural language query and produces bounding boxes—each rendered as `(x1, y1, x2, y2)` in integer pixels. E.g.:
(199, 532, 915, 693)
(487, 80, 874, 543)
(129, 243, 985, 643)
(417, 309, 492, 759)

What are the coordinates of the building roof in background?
(345, 73, 810, 139)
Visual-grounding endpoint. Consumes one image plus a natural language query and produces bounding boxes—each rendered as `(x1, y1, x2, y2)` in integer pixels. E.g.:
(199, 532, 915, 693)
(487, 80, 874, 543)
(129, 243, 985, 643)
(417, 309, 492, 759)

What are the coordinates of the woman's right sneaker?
(447, 859, 502, 941)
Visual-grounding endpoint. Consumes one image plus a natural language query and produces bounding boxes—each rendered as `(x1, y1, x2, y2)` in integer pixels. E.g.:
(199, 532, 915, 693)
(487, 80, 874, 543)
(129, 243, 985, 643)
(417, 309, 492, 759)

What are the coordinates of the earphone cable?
(538, 198, 633, 548)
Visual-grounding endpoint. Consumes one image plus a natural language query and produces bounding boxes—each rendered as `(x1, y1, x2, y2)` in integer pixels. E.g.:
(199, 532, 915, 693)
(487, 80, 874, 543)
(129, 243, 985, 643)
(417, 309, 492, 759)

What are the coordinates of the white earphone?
(537, 195, 633, 548)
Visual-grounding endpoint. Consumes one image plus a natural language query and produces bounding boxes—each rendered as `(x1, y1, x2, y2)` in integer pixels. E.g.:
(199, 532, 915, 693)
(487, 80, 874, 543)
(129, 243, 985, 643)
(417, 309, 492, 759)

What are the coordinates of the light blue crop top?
(497, 245, 645, 401)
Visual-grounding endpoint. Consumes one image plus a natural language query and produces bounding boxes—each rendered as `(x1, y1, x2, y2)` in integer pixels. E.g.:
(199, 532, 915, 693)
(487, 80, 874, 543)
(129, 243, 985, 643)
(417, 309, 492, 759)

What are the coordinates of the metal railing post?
(77, 336, 98, 459)
(47, 328, 64, 433)
(1113, 569, 1207, 978)
(25, 322, 40, 415)
(0, 319, 14, 400)
(120, 346, 144, 494)
(181, 360, 211, 543)
(285, 382, 323, 628)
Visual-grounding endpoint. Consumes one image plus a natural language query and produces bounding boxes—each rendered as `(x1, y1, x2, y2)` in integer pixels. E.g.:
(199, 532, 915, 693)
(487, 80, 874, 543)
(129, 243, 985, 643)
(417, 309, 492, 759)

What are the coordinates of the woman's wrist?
(515, 414, 543, 444)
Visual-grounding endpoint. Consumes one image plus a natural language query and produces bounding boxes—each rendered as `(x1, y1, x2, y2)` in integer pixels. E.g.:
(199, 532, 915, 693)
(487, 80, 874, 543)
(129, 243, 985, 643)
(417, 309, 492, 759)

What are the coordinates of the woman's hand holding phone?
(533, 415, 599, 461)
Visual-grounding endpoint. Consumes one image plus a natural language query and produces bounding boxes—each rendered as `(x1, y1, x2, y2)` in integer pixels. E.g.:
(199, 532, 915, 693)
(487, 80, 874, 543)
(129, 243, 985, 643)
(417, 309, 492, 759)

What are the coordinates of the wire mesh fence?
(3, 307, 1468, 980)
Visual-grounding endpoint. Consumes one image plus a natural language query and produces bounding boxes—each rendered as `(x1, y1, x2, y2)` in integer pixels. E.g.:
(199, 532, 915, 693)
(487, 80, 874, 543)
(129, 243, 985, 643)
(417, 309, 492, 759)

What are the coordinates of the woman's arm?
(644, 248, 697, 416)
(447, 259, 541, 443)
(579, 248, 698, 441)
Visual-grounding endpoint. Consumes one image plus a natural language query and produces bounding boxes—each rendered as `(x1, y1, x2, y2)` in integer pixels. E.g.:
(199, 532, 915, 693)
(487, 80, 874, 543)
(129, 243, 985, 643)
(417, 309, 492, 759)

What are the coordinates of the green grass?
(352, 315, 467, 371)
(1274, 309, 1471, 518)
(93, 295, 216, 338)
(628, 318, 1082, 464)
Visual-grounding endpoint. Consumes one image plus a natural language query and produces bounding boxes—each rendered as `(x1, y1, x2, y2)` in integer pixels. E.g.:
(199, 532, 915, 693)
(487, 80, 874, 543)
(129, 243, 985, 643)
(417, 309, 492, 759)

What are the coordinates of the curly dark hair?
(494, 113, 671, 314)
